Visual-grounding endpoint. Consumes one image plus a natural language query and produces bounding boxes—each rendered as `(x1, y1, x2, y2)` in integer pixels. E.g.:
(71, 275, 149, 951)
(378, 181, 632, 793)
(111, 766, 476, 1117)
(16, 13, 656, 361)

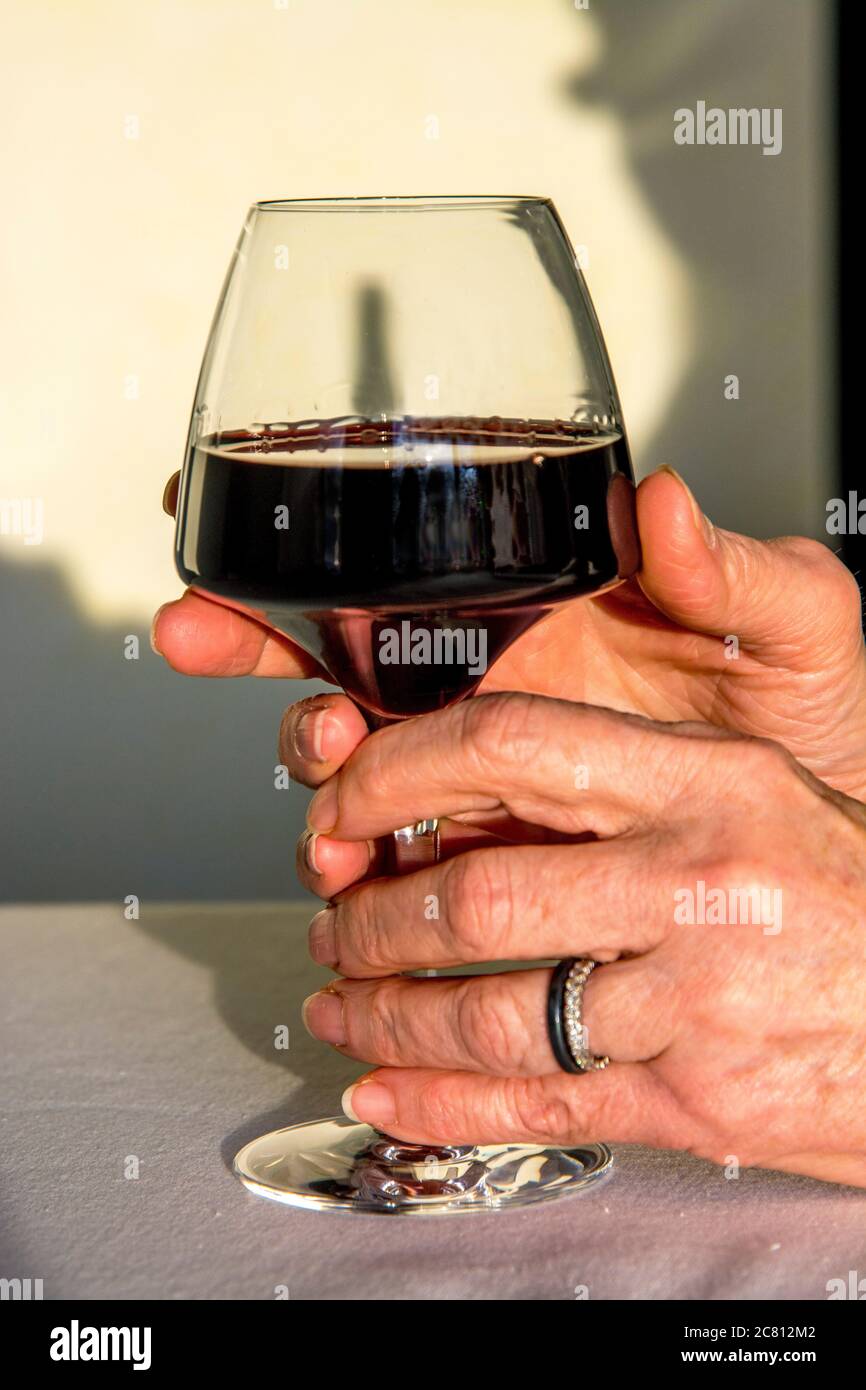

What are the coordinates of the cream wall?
(0, 0, 833, 900)
(3, 0, 689, 625)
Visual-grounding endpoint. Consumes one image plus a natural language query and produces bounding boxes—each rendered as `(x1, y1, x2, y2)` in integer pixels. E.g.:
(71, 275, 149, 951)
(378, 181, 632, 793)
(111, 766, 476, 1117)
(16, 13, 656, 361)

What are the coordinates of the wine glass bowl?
(175, 414, 636, 719)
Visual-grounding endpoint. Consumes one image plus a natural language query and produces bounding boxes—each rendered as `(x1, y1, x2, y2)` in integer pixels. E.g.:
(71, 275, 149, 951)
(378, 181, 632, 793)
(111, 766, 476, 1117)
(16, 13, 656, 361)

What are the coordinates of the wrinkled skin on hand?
(156, 466, 866, 1184)
(298, 695, 866, 1189)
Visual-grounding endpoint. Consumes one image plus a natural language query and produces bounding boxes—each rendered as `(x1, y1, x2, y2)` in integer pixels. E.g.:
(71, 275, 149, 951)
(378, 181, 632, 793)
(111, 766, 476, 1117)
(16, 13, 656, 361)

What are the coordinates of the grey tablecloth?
(2, 903, 865, 1301)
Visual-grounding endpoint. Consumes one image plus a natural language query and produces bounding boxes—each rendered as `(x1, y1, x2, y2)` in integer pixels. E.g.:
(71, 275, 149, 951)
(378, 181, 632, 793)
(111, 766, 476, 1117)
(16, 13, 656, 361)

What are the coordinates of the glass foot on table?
(233, 1116, 613, 1214)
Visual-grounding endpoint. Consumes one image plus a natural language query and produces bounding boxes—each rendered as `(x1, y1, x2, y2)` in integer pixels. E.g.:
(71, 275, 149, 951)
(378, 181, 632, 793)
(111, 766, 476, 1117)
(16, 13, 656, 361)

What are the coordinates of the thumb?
(635, 466, 861, 657)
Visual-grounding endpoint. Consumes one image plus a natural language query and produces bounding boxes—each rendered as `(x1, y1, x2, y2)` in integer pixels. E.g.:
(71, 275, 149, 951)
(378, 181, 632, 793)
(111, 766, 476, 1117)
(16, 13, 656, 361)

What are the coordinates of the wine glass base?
(233, 1116, 613, 1214)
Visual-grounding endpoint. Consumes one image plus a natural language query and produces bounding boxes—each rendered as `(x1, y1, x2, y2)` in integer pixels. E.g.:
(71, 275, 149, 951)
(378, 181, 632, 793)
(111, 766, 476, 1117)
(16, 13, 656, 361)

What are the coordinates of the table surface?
(2, 902, 866, 1301)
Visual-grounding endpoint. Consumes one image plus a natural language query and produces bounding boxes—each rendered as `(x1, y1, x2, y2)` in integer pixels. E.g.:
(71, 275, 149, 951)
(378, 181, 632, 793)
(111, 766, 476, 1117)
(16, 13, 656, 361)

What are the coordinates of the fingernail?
(659, 465, 715, 548)
(162, 473, 180, 516)
(294, 709, 328, 763)
(308, 908, 337, 966)
(150, 605, 167, 654)
(342, 1080, 395, 1127)
(307, 778, 339, 832)
(302, 990, 346, 1045)
(303, 831, 322, 876)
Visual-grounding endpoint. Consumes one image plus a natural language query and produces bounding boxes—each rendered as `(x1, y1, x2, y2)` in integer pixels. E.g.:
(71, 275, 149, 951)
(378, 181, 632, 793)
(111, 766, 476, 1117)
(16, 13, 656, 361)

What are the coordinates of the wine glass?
(174, 196, 639, 1213)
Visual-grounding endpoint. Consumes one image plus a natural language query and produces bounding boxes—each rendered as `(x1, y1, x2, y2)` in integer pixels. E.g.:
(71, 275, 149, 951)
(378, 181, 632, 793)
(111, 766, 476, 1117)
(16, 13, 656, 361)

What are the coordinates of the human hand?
(297, 693, 866, 1188)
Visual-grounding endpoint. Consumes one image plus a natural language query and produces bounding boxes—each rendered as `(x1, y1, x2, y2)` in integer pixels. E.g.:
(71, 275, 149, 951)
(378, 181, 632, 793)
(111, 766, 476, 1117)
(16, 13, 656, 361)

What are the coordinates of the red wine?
(175, 417, 639, 718)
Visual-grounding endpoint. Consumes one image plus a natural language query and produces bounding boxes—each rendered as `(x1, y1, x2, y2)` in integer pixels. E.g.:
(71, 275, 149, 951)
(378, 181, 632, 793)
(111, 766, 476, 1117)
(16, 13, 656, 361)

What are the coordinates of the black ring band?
(547, 957, 584, 1074)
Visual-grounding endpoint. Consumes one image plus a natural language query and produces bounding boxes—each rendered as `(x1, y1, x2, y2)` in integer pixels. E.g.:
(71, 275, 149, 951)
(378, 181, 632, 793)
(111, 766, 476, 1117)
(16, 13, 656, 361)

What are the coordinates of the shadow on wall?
(0, 553, 321, 902)
(0, 283, 396, 904)
(564, 0, 830, 538)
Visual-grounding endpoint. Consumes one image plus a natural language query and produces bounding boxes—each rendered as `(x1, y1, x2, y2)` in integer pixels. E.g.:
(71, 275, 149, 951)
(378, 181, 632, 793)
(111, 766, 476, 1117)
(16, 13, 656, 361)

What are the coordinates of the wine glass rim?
(253, 194, 552, 212)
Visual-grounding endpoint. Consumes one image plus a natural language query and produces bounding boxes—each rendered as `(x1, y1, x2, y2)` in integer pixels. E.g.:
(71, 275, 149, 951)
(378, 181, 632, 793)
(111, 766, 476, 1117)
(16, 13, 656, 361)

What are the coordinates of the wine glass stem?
(350, 713, 482, 1185)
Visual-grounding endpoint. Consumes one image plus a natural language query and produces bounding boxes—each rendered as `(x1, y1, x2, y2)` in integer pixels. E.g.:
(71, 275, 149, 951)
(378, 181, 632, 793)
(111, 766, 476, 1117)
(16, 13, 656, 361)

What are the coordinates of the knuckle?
(336, 891, 390, 973)
(458, 693, 547, 772)
(734, 734, 799, 788)
(352, 737, 395, 807)
(776, 533, 831, 569)
(695, 850, 743, 890)
(356, 980, 405, 1066)
(667, 1075, 768, 1170)
(503, 1077, 575, 1144)
(691, 965, 749, 1022)
(443, 851, 513, 958)
(698, 847, 770, 895)
(414, 1073, 470, 1139)
(678, 946, 766, 1027)
(782, 536, 864, 629)
(453, 979, 531, 1074)
(832, 561, 864, 627)
(827, 563, 865, 633)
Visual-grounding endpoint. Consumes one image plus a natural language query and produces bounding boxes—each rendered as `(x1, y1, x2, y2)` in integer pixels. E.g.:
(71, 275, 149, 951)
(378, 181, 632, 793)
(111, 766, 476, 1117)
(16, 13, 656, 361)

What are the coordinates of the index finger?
(306, 693, 718, 841)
